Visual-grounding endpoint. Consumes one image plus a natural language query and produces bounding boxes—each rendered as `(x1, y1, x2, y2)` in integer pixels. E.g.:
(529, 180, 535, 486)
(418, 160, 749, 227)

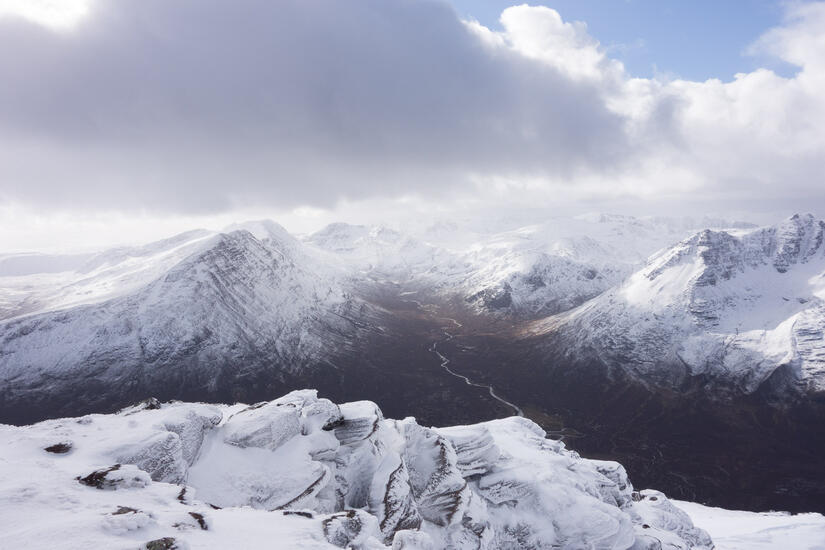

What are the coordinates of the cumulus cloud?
(0, 0, 824, 218)
(655, 2, 825, 204)
(471, 3, 825, 210)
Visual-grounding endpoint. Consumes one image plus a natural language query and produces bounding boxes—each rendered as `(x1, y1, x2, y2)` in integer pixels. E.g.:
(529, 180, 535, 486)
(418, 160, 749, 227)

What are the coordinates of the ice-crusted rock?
(108, 402, 223, 483)
(325, 399, 390, 515)
(161, 405, 223, 465)
(188, 429, 331, 510)
(323, 509, 380, 548)
(590, 460, 635, 509)
(334, 401, 383, 445)
(0, 391, 713, 549)
(631, 490, 714, 550)
(391, 529, 434, 550)
(369, 453, 422, 542)
(399, 419, 469, 528)
(288, 390, 344, 433)
(471, 417, 637, 549)
(223, 401, 302, 451)
(436, 424, 500, 477)
(116, 431, 186, 483)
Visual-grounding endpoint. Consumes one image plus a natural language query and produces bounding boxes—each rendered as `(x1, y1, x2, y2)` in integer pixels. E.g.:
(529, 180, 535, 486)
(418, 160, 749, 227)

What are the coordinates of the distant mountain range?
(3, 212, 820, 414)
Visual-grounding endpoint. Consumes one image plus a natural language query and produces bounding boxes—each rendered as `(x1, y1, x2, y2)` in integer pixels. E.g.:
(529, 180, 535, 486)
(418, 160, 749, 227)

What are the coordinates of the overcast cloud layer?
(0, 0, 824, 219)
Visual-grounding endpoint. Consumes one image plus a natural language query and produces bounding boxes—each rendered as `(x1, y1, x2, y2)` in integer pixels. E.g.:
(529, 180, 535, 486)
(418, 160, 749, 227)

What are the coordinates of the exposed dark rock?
(282, 510, 314, 519)
(188, 512, 207, 530)
(44, 442, 72, 454)
(467, 284, 512, 310)
(125, 397, 162, 414)
(77, 464, 122, 489)
(144, 537, 179, 550)
(322, 417, 346, 431)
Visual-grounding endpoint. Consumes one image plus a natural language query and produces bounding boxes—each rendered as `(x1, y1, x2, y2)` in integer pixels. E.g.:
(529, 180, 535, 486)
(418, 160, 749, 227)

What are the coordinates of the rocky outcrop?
(1, 390, 713, 549)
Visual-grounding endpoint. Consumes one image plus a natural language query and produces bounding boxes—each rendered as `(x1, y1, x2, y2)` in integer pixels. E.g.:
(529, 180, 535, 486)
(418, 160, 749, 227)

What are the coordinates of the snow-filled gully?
(428, 317, 524, 417)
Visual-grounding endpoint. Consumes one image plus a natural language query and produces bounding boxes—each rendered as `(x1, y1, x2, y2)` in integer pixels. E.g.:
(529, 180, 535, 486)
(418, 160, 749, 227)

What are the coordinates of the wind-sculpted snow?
(0, 390, 712, 549)
(536, 214, 825, 395)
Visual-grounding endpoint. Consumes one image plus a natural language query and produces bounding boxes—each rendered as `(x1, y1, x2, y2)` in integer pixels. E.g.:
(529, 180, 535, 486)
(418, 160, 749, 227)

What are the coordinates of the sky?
(1, 0, 824, 251)
(448, 0, 795, 80)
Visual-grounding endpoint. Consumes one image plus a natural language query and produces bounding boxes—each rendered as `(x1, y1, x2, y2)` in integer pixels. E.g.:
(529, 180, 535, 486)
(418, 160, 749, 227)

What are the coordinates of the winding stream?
(429, 317, 524, 417)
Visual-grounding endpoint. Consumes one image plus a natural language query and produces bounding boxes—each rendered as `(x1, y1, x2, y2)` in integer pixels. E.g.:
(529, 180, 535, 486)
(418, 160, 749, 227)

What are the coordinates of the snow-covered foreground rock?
(677, 501, 825, 550)
(0, 390, 712, 549)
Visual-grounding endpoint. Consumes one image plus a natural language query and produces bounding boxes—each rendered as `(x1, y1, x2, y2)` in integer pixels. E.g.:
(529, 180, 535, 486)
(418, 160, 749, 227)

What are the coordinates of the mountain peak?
(222, 219, 295, 245)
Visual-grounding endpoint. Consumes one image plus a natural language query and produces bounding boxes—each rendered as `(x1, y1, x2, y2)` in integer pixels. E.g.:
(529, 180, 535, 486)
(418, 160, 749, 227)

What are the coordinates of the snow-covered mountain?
(456, 215, 760, 319)
(533, 213, 825, 396)
(306, 223, 461, 281)
(308, 214, 754, 319)
(0, 222, 371, 423)
(0, 229, 216, 320)
(0, 390, 713, 549)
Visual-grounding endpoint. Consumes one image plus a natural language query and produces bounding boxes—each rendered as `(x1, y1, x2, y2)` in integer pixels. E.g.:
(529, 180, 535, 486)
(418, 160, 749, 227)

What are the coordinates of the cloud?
(652, 2, 825, 204)
(0, 0, 824, 218)
(479, 2, 825, 210)
(0, 0, 630, 213)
